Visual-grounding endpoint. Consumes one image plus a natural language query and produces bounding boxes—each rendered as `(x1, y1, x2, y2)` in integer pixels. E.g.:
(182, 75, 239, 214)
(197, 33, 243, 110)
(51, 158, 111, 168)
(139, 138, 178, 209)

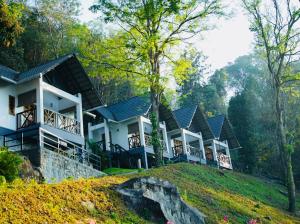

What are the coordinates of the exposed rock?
(81, 201, 96, 213)
(116, 177, 206, 224)
(19, 156, 44, 183)
(264, 216, 272, 221)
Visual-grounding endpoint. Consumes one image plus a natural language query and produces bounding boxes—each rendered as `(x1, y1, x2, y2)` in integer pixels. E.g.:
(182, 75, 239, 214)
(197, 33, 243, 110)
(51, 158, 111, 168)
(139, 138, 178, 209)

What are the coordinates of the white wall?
(109, 120, 132, 150)
(44, 91, 59, 111)
(0, 84, 17, 131)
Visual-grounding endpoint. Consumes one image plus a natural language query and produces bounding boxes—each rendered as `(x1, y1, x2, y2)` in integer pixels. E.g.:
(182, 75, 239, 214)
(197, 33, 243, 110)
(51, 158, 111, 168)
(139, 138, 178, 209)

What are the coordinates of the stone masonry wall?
(40, 148, 105, 183)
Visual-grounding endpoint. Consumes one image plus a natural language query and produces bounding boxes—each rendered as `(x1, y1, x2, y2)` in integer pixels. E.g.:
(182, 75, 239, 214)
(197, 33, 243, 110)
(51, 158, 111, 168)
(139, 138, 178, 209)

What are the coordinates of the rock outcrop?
(116, 177, 206, 224)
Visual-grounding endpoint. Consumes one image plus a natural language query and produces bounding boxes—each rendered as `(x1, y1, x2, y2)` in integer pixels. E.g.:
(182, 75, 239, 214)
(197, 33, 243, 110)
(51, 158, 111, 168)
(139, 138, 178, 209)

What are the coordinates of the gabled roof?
(0, 65, 18, 81)
(96, 96, 151, 122)
(0, 54, 102, 110)
(173, 105, 197, 129)
(95, 95, 179, 131)
(16, 54, 73, 83)
(207, 115, 225, 138)
(207, 115, 240, 149)
(173, 105, 214, 140)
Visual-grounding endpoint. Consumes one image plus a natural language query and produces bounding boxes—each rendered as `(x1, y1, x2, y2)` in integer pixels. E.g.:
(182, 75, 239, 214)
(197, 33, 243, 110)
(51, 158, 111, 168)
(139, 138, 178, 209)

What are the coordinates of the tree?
(33, 0, 80, 58)
(0, 0, 24, 47)
(90, 0, 225, 166)
(242, 0, 300, 212)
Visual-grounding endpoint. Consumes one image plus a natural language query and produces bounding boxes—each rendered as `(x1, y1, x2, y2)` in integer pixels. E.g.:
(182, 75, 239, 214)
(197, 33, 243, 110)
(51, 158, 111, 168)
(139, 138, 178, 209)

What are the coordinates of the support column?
(88, 122, 92, 140)
(199, 132, 206, 163)
(143, 149, 149, 169)
(36, 76, 44, 125)
(224, 142, 233, 169)
(76, 93, 84, 137)
(212, 140, 218, 164)
(138, 116, 145, 147)
(162, 121, 170, 157)
(181, 129, 187, 155)
(104, 119, 110, 151)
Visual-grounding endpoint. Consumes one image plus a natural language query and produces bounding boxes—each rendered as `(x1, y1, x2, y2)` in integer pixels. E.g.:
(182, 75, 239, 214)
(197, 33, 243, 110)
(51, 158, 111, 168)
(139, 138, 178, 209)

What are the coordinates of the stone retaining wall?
(40, 148, 105, 183)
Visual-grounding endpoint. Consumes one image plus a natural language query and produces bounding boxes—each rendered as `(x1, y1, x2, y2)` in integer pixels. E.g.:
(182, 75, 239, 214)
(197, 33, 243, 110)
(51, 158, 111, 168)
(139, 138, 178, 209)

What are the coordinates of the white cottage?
(87, 96, 240, 170)
(0, 54, 104, 181)
(173, 106, 240, 169)
(86, 95, 179, 169)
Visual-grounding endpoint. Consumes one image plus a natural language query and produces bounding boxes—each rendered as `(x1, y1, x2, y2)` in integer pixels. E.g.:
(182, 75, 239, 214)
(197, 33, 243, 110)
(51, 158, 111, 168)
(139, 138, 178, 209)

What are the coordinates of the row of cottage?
(0, 54, 240, 181)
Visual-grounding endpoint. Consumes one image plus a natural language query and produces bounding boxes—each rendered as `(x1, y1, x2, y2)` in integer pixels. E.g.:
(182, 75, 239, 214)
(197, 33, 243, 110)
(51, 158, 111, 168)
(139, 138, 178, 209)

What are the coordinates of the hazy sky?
(78, 0, 254, 71)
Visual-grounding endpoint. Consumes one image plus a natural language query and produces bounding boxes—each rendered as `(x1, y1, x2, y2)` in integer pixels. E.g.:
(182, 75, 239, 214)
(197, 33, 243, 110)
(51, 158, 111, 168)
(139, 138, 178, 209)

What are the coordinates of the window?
(9, 95, 15, 115)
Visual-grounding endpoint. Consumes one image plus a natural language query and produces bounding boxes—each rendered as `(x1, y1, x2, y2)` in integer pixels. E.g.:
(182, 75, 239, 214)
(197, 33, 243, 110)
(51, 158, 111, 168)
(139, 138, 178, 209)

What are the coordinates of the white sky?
(78, 0, 254, 71)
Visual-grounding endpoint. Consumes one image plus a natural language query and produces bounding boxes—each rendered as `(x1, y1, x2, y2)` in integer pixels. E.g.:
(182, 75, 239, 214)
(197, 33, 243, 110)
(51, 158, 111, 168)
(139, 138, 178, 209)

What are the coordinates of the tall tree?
(33, 0, 80, 58)
(242, 0, 300, 212)
(0, 0, 24, 47)
(90, 0, 225, 166)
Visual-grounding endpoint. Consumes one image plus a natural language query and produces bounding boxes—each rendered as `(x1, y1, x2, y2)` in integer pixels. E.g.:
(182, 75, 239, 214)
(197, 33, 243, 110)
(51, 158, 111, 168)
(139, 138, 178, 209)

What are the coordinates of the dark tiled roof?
(173, 105, 197, 128)
(0, 65, 18, 80)
(16, 54, 73, 82)
(97, 96, 151, 121)
(1, 54, 102, 110)
(96, 107, 115, 120)
(207, 115, 225, 138)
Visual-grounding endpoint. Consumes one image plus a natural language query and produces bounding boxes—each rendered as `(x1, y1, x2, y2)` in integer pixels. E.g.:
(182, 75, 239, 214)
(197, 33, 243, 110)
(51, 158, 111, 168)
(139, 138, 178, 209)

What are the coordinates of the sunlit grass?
(0, 163, 299, 224)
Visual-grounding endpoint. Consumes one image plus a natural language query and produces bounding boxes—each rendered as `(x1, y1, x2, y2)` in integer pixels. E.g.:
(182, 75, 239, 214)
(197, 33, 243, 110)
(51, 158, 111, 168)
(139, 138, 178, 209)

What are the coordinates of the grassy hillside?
(132, 163, 300, 224)
(0, 163, 299, 224)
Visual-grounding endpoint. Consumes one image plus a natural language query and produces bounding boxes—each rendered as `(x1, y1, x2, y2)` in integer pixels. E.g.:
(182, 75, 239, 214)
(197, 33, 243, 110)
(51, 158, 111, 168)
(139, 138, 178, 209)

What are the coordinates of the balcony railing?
(41, 130, 101, 170)
(128, 134, 141, 149)
(217, 153, 231, 169)
(144, 133, 167, 151)
(186, 145, 201, 158)
(17, 108, 37, 129)
(16, 108, 81, 135)
(172, 145, 184, 157)
(44, 108, 80, 135)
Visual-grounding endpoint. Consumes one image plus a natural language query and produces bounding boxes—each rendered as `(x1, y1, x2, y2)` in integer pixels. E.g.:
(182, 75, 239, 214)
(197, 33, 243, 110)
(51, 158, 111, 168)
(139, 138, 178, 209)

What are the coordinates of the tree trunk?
(275, 86, 296, 213)
(286, 151, 296, 212)
(150, 90, 163, 167)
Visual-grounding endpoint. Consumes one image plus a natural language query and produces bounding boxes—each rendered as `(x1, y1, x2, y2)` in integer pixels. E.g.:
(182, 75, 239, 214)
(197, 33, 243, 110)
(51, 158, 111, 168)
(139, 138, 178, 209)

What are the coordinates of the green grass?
(0, 163, 299, 223)
(103, 167, 141, 175)
(130, 163, 300, 224)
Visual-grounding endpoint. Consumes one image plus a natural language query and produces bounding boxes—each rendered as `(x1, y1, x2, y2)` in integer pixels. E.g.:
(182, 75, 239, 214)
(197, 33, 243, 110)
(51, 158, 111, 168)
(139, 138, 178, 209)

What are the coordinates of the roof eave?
(0, 76, 17, 84)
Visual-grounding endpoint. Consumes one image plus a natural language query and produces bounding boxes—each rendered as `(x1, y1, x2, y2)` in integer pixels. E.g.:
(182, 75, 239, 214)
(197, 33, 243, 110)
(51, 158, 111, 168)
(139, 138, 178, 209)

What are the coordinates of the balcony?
(217, 153, 231, 169)
(17, 108, 37, 130)
(172, 144, 201, 158)
(16, 108, 81, 135)
(186, 145, 201, 157)
(128, 133, 167, 151)
(172, 145, 184, 157)
(44, 109, 80, 135)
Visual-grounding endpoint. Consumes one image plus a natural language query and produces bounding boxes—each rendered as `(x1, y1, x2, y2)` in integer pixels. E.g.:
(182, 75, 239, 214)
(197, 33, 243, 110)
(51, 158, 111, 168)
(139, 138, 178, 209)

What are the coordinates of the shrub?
(0, 175, 6, 185)
(0, 147, 22, 182)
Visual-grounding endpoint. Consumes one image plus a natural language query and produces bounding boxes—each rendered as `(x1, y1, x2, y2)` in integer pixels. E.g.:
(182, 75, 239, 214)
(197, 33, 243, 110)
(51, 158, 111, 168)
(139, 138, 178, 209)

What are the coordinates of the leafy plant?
(0, 147, 22, 182)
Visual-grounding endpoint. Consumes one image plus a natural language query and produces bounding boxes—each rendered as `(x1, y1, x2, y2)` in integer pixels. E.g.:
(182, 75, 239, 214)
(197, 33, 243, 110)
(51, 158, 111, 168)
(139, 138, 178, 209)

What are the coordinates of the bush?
(0, 147, 22, 182)
(0, 175, 6, 185)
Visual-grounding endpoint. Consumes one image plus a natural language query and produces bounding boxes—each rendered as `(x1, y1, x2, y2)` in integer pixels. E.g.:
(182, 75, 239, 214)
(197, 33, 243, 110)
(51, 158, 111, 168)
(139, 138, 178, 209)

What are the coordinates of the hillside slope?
(0, 163, 299, 224)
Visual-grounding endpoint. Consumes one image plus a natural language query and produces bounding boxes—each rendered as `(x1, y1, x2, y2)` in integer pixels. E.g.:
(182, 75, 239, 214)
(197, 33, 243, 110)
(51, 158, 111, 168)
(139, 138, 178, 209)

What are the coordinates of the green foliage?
(0, 0, 24, 47)
(177, 51, 227, 115)
(0, 147, 22, 182)
(90, 0, 225, 166)
(150, 112, 163, 167)
(0, 175, 6, 185)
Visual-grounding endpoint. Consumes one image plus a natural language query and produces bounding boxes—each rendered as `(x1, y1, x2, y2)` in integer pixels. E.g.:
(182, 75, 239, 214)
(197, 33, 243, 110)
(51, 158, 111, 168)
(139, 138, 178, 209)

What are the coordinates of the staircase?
(109, 143, 134, 168)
